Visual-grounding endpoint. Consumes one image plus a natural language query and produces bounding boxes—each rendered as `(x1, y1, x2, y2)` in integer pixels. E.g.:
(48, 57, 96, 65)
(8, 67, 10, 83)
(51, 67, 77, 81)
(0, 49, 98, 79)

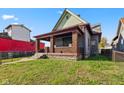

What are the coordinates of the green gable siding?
(57, 14, 83, 30)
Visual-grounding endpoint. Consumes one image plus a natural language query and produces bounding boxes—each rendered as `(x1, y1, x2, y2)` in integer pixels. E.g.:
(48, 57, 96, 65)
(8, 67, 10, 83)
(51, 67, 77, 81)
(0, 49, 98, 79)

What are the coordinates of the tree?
(99, 37, 107, 48)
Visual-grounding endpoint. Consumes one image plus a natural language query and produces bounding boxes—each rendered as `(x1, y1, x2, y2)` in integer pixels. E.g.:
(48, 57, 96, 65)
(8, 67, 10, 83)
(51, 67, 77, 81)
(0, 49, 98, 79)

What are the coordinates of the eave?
(34, 24, 88, 39)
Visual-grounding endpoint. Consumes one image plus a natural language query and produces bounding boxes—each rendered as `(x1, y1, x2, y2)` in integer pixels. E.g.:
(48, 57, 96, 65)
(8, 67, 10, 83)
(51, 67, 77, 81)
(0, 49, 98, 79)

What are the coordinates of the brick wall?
(47, 53, 77, 60)
(49, 31, 78, 54)
(54, 47, 75, 53)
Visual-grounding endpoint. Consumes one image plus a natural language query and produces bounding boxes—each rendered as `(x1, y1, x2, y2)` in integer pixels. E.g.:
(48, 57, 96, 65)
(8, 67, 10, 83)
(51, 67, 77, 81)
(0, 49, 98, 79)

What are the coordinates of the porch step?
(32, 53, 47, 59)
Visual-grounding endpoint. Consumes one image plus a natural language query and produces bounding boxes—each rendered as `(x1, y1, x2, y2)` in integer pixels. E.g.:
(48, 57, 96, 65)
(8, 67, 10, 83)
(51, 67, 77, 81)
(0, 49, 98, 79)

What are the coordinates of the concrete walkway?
(1, 58, 35, 65)
(0, 53, 44, 65)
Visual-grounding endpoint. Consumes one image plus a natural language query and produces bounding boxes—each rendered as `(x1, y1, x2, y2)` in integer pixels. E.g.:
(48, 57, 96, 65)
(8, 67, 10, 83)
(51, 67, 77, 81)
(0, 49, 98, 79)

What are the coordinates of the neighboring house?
(103, 43, 112, 49)
(112, 18, 124, 51)
(34, 9, 101, 59)
(4, 24, 31, 42)
(0, 24, 45, 59)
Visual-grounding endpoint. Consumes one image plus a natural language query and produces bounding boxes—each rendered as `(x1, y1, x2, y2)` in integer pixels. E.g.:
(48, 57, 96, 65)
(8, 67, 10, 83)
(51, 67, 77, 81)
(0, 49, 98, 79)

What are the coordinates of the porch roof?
(34, 24, 91, 40)
(111, 36, 118, 45)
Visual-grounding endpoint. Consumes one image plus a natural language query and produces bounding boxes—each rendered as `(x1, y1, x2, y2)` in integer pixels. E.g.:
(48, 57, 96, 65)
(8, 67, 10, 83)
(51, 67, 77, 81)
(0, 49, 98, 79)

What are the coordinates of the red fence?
(0, 38, 44, 52)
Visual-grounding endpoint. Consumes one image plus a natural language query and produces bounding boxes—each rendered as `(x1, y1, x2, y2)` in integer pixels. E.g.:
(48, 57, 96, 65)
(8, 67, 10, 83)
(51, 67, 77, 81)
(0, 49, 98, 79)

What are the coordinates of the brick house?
(34, 9, 101, 60)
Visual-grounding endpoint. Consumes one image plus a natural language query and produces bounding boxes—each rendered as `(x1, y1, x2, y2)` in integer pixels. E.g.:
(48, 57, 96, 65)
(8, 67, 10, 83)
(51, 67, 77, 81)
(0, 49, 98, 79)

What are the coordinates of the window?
(55, 38, 63, 47)
(121, 39, 123, 45)
(63, 37, 72, 46)
(55, 36, 72, 47)
(91, 40, 96, 45)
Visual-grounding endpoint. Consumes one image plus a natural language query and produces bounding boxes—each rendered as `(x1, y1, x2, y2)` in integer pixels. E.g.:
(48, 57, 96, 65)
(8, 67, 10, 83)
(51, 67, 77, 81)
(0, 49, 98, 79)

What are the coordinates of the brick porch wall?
(47, 53, 77, 60)
(54, 47, 75, 53)
(50, 31, 78, 54)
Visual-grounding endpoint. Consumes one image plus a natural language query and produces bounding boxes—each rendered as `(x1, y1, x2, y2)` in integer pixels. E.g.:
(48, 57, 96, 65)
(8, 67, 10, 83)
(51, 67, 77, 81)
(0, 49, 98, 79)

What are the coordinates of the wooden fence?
(101, 49, 112, 58)
(112, 50, 124, 62)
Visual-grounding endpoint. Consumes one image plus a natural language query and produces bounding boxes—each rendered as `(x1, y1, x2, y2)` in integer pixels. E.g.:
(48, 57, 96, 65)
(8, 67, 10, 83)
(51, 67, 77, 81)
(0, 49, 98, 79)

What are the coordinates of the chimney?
(77, 14, 80, 17)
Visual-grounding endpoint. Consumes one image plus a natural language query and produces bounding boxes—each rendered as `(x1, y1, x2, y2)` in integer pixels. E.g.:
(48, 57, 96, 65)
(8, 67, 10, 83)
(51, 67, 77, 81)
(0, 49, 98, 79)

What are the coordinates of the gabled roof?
(4, 24, 31, 32)
(112, 18, 124, 45)
(52, 9, 88, 31)
(90, 24, 102, 41)
(91, 24, 101, 33)
(34, 9, 101, 42)
(111, 36, 118, 45)
(91, 24, 101, 29)
(116, 18, 124, 36)
(65, 9, 88, 23)
(120, 18, 124, 24)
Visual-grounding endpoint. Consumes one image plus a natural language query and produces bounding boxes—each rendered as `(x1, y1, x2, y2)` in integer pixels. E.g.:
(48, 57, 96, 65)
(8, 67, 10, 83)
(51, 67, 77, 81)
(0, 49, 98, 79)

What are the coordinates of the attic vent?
(66, 16, 69, 20)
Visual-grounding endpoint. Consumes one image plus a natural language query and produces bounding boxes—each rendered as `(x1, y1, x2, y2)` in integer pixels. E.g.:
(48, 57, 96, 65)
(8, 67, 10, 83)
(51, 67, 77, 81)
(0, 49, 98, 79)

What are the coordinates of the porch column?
(72, 32, 78, 55)
(50, 36, 54, 53)
(35, 39, 40, 53)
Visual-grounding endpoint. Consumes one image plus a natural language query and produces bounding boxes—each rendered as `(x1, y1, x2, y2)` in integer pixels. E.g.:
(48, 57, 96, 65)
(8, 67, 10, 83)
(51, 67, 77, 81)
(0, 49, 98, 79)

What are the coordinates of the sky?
(0, 8, 124, 43)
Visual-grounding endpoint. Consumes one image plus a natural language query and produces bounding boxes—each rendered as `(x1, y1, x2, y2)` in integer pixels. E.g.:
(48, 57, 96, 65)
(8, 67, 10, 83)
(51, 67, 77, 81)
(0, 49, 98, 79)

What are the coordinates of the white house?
(4, 24, 31, 42)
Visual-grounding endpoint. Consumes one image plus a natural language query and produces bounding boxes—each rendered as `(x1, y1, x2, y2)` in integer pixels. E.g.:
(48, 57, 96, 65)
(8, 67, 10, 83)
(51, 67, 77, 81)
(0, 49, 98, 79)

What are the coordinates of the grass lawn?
(0, 58, 22, 63)
(0, 55, 124, 85)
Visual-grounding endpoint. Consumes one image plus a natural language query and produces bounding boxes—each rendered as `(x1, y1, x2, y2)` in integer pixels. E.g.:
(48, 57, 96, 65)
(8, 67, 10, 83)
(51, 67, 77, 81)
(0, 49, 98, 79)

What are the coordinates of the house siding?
(116, 34, 124, 51)
(78, 34, 85, 48)
(5, 25, 30, 42)
(57, 14, 84, 30)
(91, 35, 99, 55)
(84, 29, 91, 58)
(77, 34, 85, 59)
(113, 23, 124, 51)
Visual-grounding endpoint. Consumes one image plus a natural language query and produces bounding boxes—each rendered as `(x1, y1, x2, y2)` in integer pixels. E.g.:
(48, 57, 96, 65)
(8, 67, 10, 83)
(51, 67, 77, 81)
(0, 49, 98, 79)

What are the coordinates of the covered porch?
(34, 26, 85, 59)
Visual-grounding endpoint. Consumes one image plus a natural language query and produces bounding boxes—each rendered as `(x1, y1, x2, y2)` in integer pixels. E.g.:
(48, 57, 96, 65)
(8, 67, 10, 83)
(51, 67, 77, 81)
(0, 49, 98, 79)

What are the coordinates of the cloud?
(57, 10, 63, 15)
(2, 14, 18, 21)
(12, 22, 19, 25)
